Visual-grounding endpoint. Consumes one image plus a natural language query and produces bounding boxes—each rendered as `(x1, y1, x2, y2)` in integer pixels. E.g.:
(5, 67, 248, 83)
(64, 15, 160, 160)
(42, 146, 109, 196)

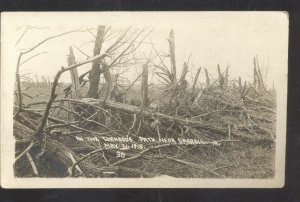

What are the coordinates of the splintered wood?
(13, 26, 276, 179)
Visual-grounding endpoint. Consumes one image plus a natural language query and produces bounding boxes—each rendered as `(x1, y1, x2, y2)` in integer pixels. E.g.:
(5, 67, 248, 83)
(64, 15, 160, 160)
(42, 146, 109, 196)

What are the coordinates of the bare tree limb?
(26, 152, 39, 176)
(19, 52, 48, 66)
(15, 141, 34, 162)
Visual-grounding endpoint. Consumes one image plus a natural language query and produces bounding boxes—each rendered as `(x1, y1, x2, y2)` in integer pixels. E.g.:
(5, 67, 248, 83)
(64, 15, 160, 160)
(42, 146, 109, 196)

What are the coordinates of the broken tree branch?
(168, 29, 177, 86)
(192, 67, 201, 91)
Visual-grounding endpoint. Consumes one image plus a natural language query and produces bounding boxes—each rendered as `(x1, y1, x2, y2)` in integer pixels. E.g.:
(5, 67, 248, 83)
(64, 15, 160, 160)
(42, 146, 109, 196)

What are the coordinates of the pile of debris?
(13, 26, 276, 178)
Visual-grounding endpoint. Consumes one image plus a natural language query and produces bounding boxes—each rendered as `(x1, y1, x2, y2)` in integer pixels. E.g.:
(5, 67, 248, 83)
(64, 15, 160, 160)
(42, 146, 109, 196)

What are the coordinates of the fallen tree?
(13, 26, 276, 178)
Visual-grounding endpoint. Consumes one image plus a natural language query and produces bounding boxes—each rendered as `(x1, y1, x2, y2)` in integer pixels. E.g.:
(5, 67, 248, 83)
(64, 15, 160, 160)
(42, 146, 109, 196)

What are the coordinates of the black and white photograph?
(0, 12, 288, 188)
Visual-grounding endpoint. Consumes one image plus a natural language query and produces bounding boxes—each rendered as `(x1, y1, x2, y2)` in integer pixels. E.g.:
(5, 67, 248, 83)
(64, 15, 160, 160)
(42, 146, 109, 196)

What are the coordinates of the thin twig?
(15, 142, 34, 162)
(167, 157, 225, 178)
(26, 152, 39, 176)
(20, 52, 48, 66)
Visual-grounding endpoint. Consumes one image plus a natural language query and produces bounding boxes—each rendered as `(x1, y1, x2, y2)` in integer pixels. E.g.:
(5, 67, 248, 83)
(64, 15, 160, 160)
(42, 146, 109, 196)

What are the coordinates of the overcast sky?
(1, 12, 288, 88)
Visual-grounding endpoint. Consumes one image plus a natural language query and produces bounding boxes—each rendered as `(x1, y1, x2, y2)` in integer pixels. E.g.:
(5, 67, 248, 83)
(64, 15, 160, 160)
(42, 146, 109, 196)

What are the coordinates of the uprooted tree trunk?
(87, 25, 106, 98)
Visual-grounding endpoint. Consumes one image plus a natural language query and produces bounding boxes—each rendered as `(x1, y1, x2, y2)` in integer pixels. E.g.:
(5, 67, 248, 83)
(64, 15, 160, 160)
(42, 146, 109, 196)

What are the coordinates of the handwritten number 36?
(116, 151, 126, 158)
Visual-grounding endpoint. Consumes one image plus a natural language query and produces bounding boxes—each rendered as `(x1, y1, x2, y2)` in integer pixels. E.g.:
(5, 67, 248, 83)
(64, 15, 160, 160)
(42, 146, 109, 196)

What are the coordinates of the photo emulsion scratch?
(0, 12, 288, 188)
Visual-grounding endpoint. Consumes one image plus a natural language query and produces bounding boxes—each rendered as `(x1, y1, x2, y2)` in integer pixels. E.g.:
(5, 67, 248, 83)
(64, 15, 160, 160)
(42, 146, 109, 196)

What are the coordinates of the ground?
(14, 84, 275, 178)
